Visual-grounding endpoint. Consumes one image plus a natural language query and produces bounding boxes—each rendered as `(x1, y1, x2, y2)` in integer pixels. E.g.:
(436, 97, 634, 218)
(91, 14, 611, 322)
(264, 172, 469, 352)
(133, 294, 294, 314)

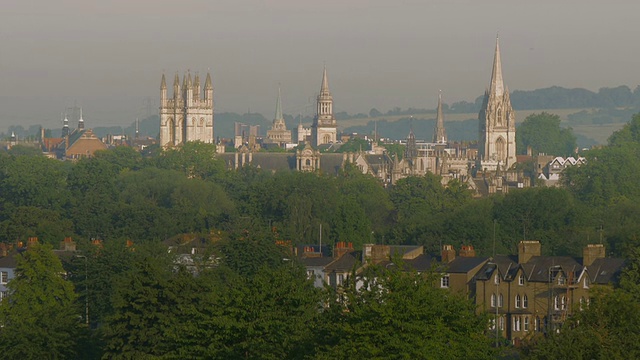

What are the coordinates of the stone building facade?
(159, 71, 214, 147)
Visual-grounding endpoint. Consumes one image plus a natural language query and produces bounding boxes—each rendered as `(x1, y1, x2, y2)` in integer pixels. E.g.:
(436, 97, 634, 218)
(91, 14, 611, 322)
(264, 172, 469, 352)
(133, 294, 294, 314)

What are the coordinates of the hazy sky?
(1, 0, 639, 131)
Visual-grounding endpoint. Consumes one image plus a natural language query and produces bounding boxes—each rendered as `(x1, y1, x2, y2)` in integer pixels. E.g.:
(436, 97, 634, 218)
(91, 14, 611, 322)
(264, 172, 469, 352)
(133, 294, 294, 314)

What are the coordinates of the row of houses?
(297, 240, 625, 343)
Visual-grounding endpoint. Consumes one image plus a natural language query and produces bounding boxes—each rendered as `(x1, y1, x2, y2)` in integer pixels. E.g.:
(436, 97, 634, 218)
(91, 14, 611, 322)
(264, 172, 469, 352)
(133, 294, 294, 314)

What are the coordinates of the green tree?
(516, 112, 577, 156)
(0, 244, 82, 359)
(314, 264, 495, 359)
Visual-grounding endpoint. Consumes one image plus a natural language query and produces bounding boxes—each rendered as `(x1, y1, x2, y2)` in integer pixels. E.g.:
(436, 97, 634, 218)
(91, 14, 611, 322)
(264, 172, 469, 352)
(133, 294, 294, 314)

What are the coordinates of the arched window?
(497, 108, 503, 125)
(491, 293, 496, 308)
(495, 137, 506, 161)
(523, 295, 528, 308)
(515, 294, 521, 308)
(498, 293, 504, 308)
(554, 296, 560, 310)
(561, 296, 566, 310)
(323, 134, 331, 144)
(305, 159, 311, 166)
(519, 274, 525, 285)
(168, 118, 175, 144)
(494, 274, 500, 285)
(524, 317, 530, 332)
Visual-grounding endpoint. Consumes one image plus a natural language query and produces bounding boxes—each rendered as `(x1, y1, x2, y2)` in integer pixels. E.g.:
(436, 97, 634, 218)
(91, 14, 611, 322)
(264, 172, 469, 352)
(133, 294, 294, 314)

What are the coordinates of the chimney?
(518, 241, 541, 264)
(370, 244, 390, 264)
(91, 239, 104, 248)
(442, 244, 456, 263)
(583, 244, 606, 266)
(60, 237, 76, 252)
(333, 242, 353, 259)
(459, 245, 476, 258)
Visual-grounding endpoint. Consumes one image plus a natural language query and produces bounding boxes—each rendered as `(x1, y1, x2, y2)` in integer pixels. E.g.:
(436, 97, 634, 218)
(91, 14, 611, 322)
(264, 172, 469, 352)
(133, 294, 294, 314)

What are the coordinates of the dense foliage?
(516, 112, 577, 156)
(1, 112, 640, 357)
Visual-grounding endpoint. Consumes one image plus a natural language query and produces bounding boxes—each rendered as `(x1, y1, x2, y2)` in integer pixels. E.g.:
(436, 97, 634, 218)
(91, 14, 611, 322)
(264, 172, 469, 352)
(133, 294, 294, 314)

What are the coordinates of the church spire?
(489, 36, 505, 97)
(274, 86, 283, 121)
(433, 90, 447, 143)
(320, 66, 330, 96)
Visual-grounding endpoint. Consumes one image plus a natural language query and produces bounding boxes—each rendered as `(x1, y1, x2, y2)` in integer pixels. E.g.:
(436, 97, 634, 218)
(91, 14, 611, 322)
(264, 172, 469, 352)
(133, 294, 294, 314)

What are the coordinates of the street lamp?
(75, 255, 89, 326)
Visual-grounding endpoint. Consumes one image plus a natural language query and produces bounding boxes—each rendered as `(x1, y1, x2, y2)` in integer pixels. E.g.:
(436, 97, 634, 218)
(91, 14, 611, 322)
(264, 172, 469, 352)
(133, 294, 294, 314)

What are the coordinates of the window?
(519, 274, 525, 286)
(498, 293, 504, 308)
(523, 295, 528, 308)
(524, 317, 530, 332)
(554, 295, 560, 310)
(494, 274, 500, 285)
(0, 291, 6, 301)
(561, 296, 566, 310)
(513, 316, 521, 332)
(499, 316, 504, 331)
(0, 271, 7, 284)
(440, 275, 450, 288)
(489, 318, 496, 330)
(337, 274, 344, 286)
(535, 317, 540, 332)
(584, 277, 590, 289)
(558, 274, 566, 285)
(491, 293, 496, 308)
(580, 296, 585, 310)
(306, 270, 314, 280)
(515, 294, 521, 308)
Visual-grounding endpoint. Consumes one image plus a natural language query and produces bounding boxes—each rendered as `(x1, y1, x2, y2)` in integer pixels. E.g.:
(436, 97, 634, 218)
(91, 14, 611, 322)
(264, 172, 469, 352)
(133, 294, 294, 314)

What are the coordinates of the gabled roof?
(300, 256, 335, 268)
(0, 252, 19, 269)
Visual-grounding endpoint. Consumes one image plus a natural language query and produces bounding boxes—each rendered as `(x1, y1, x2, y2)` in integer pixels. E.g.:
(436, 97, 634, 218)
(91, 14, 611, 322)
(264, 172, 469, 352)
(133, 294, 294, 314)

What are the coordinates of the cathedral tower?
(433, 91, 447, 144)
(160, 70, 214, 148)
(478, 37, 516, 169)
(312, 67, 337, 147)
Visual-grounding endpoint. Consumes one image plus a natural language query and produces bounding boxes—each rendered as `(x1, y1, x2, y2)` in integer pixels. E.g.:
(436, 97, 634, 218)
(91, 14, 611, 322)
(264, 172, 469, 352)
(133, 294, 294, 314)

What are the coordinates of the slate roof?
(319, 154, 345, 175)
(446, 256, 490, 274)
(588, 257, 626, 285)
(405, 254, 435, 272)
(522, 256, 583, 283)
(0, 253, 18, 268)
(301, 256, 337, 268)
(249, 153, 295, 171)
(324, 250, 362, 272)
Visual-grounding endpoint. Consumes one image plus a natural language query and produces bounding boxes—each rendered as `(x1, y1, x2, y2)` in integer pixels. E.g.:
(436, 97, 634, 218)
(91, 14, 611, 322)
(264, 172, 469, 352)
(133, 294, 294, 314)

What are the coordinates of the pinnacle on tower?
(274, 86, 283, 121)
(204, 72, 212, 89)
(173, 72, 181, 98)
(78, 107, 85, 129)
(489, 36, 505, 97)
(160, 73, 167, 89)
(187, 71, 193, 87)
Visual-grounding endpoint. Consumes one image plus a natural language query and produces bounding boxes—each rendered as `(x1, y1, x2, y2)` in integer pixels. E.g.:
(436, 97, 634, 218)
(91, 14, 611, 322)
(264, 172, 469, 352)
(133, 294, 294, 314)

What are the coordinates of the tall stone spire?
(274, 86, 283, 121)
(433, 90, 447, 144)
(478, 36, 517, 169)
(204, 71, 213, 106)
(320, 66, 330, 96)
(489, 36, 504, 98)
(160, 74, 167, 105)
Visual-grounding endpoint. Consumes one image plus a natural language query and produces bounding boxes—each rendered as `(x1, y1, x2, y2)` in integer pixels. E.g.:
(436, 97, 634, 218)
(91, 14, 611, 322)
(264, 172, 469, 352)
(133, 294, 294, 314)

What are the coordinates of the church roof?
(319, 153, 344, 175)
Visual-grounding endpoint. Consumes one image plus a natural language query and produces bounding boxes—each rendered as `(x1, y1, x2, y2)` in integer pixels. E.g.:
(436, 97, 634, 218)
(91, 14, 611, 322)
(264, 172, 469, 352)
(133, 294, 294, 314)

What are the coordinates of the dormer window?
(518, 274, 525, 285)
(557, 275, 566, 285)
(494, 274, 500, 285)
(583, 277, 590, 289)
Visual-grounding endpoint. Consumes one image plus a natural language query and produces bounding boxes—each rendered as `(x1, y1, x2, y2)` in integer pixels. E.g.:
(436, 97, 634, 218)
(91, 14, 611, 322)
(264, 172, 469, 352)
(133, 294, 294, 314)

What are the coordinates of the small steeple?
(274, 86, 283, 121)
(186, 71, 193, 87)
(489, 36, 505, 97)
(62, 113, 70, 137)
(433, 90, 447, 144)
(320, 66, 330, 96)
(78, 107, 85, 130)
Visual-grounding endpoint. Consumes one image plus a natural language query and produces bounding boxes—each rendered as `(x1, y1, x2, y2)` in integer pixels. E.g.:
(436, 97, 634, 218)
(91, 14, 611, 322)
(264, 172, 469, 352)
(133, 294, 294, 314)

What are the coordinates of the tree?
(516, 112, 577, 156)
(0, 244, 82, 359)
(313, 264, 495, 359)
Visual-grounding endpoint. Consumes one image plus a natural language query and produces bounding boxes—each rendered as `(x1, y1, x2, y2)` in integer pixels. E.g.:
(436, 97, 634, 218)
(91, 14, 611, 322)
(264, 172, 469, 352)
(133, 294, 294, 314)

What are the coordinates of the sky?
(1, 0, 639, 131)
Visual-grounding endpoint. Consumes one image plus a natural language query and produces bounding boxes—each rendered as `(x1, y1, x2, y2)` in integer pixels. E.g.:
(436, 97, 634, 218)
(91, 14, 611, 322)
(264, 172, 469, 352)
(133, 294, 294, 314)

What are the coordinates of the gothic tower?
(433, 91, 447, 144)
(478, 37, 516, 169)
(160, 70, 214, 148)
(312, 67, 337, 147)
